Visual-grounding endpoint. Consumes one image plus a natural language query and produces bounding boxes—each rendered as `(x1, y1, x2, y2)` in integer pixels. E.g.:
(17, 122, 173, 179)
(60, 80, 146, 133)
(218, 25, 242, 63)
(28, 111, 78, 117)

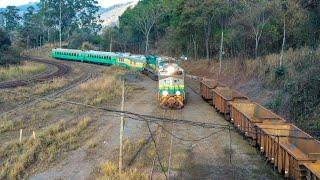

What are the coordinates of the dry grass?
(33, 77, 67, 95)
(94, 161, 147, 180)
(0, 77, 67, 105)
(66, 70, 133, 106)
(0, 116, 92, 179)
(182, 47, 320, 82)
(0, 61, 46, 82)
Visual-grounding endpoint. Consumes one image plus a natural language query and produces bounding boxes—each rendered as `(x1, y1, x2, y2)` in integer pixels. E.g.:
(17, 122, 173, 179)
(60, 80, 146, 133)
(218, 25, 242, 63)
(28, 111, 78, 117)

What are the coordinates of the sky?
(0, 0, 134, 8)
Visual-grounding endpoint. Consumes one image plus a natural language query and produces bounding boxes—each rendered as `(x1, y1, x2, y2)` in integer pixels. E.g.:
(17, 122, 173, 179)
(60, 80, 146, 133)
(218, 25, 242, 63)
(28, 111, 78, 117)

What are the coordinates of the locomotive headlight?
(175, 91, 181, 95)
(162, 90, 168, 96)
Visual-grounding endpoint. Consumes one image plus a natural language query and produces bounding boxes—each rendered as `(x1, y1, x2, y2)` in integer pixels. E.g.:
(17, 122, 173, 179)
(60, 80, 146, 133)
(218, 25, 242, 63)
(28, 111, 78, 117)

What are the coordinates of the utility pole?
(59, 0, 62, 48)
(219, 30, 224, 75)
(280, 16, 286, 67)
(119, 80, 125, 174)
(109, 37, 113, 52)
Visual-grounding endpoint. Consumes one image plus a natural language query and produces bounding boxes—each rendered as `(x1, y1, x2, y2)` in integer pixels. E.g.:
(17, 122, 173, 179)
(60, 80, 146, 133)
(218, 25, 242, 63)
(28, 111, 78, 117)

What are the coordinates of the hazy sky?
(0, 0, 134, 8)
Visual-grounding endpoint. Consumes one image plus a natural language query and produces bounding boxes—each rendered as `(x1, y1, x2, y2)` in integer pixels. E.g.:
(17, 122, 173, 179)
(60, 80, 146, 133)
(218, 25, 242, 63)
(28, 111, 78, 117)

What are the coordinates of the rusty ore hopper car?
(303, 161, 320, 180)
(212, 87, 248, 118)
(256, 123, 320, 179)
(229, 102, 285, 141)
(199, 79, 222, 103)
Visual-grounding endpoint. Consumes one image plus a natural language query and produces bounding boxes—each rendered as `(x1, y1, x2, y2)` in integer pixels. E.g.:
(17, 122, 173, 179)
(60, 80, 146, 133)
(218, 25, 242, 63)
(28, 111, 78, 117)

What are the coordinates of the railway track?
(0, 60, 99, 117)
(0, 57, 71, 89)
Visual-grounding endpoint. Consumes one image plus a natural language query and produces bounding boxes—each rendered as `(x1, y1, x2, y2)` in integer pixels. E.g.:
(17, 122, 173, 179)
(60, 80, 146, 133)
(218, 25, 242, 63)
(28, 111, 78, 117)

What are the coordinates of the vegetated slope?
(182, 47, 320, 137)
(100, 1, 138, 27)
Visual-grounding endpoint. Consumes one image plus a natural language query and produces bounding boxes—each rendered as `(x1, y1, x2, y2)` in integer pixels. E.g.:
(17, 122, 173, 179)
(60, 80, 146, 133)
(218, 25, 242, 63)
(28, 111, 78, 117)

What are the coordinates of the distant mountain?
(100, 1, 138, 27)
(0, 2, 38, 14)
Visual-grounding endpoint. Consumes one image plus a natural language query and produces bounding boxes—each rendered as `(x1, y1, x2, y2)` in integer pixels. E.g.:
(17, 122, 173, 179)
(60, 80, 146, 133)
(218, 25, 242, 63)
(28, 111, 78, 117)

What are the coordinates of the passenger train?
(51, 48, 185, 109)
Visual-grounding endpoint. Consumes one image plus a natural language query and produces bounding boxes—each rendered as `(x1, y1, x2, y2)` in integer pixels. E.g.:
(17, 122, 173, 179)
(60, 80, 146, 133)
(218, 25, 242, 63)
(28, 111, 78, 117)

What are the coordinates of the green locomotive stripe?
(159, 85, 185, 89)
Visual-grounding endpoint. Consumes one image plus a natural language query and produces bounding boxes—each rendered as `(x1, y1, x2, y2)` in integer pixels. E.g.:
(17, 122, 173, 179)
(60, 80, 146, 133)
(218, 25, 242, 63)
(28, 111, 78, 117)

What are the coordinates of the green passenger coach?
(51, 48, 145, 71)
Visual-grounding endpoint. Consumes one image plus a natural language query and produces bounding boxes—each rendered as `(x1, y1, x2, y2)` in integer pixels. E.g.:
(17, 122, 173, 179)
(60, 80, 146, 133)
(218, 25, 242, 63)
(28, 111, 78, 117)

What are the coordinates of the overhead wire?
(145, 120, 168, 180)
(42, 97, 229, 129)
(153, 121, 227, 142)
(40, 97, 319, 140)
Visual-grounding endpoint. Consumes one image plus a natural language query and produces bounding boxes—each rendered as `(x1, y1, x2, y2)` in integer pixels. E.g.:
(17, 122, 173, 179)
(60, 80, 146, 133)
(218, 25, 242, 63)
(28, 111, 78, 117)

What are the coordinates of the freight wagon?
(199, 79, 222, 103)
(229, 101, 285, 142)
(255, 123, 320, 179)
(212, 86, 248, 118)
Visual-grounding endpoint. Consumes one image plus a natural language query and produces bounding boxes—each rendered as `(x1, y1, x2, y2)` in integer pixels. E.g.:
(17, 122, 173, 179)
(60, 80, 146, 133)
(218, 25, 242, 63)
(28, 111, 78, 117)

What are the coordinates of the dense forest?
(0, 0, 102, 65)
(1, 0, 319, 60)
(105, 0, 320, 59)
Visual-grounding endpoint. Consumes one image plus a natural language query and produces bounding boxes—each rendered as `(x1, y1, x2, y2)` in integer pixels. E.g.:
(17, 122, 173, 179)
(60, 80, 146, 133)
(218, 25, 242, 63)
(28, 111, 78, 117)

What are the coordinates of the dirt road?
(29, 73, 280, 179)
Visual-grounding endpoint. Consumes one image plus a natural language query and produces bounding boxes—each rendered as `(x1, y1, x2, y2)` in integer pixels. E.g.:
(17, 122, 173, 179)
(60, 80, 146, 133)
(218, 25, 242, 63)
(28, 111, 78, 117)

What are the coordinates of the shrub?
(274, 65, 286, 78)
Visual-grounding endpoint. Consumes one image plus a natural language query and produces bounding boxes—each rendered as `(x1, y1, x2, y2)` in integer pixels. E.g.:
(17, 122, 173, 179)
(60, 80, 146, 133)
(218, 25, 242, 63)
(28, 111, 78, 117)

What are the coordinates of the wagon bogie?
(303, 162, 320, 180)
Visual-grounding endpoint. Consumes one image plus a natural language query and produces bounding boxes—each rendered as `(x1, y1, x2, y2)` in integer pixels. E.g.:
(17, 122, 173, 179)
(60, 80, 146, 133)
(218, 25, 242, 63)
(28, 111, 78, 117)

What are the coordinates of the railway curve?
(0, 57, 99, 117)
(0, 57, 71, 89)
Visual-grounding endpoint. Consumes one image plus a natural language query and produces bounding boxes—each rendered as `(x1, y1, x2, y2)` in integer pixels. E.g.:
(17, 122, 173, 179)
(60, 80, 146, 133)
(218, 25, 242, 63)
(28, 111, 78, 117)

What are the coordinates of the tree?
(0, 29, 11, 48)
(279, 0, 288, 67)
(0, 14, 4, 28)
(20, 6, 40, 48)
(1, 6, 21, 31)
(237, 1, 270, 58)
(77, 0, 102, 33)
(38, 0, 101, 45)
(300, 0, 320, 47)
(131, 0, 166, 53)
(0, 28, 20, 65)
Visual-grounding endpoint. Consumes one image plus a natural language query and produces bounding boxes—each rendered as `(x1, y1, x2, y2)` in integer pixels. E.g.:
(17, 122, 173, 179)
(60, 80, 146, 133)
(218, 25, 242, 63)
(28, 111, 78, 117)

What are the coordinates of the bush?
(0, 29, 21, 66)
(68, 32, 101, 50)
(274, 65, 286, 79)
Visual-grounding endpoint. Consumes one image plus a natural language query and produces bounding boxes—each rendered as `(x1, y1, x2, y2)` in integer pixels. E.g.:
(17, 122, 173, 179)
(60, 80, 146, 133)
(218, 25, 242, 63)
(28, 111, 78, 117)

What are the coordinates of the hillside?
(100, 1, 138, 27)
(181, 47, 320, 137)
